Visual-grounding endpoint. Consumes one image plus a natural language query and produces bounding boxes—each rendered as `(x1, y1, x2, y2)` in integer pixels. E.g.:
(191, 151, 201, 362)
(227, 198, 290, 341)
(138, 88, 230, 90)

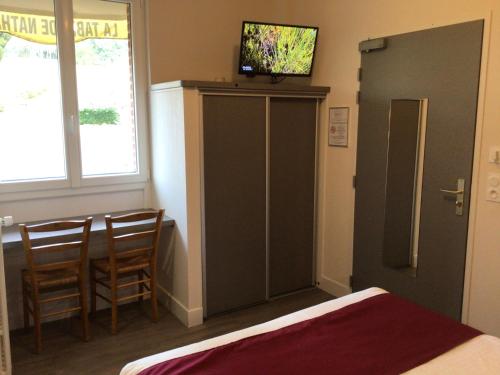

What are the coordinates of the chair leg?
(90, 264, 97, 316)
(150, 272, 158, 322)
(32, 294, 42, 354)
(138, 270, 144, 303)
(79, 275, 90, 341)
(111, 279, 118, 334)
(21, 278, 29, 330)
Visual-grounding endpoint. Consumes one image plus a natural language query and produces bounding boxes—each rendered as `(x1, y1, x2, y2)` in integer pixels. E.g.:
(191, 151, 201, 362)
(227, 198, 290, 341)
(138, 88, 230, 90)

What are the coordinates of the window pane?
(0, 1, 67, 183)
(74, 0, 138, 177)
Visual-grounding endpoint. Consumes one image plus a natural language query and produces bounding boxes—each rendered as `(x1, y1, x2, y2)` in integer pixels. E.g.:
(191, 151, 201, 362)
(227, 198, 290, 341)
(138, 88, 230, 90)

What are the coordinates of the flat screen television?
(238, 21, 319, 77)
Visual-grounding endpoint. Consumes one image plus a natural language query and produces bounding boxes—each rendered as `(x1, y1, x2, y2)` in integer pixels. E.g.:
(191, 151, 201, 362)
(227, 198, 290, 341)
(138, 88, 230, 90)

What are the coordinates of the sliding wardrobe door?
(269, 98, 317, 297)
(203, 95, 267, 316)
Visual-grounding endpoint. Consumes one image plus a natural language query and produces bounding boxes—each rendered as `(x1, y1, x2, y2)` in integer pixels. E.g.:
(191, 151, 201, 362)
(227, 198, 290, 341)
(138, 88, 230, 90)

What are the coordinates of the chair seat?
(90, 256, 150, 274)
(22, 268, 78, 289)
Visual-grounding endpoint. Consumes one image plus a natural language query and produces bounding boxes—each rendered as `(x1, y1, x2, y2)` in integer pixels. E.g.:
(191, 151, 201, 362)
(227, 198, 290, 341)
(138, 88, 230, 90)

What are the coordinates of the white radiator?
(0, 217, 12, 375)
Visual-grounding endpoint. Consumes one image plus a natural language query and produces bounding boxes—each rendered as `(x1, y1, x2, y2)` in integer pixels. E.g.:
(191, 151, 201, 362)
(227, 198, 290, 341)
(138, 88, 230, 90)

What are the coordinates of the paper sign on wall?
(329, 107, 349, 147)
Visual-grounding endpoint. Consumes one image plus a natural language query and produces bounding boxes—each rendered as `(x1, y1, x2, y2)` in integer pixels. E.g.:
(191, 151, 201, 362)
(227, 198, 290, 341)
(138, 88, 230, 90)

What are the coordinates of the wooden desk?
(2, 211, 174, 250)
(1, 210, 174, 330)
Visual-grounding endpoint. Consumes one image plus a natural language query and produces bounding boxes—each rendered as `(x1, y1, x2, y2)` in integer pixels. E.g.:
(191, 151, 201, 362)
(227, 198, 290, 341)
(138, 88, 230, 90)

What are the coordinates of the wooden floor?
(11, 288, 332, 375)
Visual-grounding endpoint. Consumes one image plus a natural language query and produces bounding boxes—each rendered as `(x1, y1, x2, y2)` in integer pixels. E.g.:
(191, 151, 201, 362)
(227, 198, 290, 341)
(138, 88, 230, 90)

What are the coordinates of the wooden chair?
(20, 218, 93, 353)
(89, 209, 164, 334)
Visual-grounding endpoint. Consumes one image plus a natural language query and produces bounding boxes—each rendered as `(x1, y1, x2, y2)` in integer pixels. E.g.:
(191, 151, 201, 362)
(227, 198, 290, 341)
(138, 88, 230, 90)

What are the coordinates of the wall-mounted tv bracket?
(270, 74, 287, 84)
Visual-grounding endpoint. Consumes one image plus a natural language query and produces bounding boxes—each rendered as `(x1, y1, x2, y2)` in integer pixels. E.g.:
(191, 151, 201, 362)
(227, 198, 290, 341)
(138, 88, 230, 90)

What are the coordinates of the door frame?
(461, 12, 492, 325)
(348, 14, 492, 324)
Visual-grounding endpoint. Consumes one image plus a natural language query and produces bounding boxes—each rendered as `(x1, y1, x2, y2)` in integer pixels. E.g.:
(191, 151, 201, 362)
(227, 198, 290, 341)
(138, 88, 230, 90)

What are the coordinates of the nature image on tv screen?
(239, 23, 318, 76)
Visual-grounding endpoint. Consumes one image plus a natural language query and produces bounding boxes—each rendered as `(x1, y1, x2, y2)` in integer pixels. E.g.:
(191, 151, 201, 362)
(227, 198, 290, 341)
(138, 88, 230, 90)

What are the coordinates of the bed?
(121, 288, 500, 375)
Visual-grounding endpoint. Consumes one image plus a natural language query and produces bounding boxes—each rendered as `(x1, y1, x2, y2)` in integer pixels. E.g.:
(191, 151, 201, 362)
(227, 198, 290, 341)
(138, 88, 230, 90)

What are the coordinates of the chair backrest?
(19, 218, 93, 279)
(105, 209, 165, 272)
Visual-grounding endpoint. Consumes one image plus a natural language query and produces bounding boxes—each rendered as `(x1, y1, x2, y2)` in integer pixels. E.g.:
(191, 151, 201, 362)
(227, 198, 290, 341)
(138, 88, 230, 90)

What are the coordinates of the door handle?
(439, 188, 464, 195)
(440, 178, 465, 216)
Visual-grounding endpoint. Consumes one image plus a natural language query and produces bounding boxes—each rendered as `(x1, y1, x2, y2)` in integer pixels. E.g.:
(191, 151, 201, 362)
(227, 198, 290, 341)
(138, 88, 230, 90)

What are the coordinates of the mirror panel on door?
(383, 99, 427, 274)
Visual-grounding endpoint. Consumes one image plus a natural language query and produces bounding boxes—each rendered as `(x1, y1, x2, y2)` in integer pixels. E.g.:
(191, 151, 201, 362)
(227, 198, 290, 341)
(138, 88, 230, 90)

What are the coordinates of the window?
(0, 1, 66, 183)
(74, 0, 138, 177)
(0, 0, 148, 193)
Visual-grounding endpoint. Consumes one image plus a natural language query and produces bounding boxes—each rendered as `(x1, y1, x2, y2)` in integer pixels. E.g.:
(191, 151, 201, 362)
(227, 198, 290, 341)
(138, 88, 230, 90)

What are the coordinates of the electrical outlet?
(0, 216, 13, 227)
(487, 174, 500, 203)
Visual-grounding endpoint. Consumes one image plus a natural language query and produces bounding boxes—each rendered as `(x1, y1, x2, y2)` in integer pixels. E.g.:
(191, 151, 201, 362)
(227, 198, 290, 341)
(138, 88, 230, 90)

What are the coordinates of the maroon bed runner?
(139, 293, 481, 375)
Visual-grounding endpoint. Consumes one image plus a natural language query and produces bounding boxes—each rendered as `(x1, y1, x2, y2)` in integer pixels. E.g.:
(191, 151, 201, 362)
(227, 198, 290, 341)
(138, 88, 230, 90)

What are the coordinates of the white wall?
(148, 0, 500, 334)
(148, 0, 297, 84)
(0, 186, 148, 223)
(149, 86, 204, 327)
(271, 0, 500, 335)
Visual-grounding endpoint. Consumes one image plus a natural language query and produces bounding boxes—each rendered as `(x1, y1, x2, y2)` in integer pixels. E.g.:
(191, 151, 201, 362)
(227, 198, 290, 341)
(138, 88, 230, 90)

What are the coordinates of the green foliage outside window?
(0, 33, 12, 62)
(79, 108, 119, 125)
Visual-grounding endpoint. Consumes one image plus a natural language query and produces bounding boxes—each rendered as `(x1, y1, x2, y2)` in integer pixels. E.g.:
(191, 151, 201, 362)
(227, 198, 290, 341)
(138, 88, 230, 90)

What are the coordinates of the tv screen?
(238, 21, 318, 77)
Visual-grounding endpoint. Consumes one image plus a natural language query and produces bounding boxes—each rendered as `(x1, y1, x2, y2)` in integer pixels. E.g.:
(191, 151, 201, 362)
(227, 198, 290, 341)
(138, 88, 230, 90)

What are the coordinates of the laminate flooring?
(11, 288, 333, 375)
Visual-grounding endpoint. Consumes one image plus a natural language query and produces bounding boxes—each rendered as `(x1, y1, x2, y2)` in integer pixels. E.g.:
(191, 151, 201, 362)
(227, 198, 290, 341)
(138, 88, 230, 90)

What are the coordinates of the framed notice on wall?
(329, 107, 349, 147)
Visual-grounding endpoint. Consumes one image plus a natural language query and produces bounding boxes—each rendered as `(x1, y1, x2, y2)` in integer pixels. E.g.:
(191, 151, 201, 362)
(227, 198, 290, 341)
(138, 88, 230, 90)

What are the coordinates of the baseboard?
(317, 275, 351, 298)
(157, 285, 203, 328)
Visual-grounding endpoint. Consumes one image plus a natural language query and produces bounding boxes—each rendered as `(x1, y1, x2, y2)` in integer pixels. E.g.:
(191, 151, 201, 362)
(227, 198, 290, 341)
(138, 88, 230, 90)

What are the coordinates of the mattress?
(120, 288, 500, 375)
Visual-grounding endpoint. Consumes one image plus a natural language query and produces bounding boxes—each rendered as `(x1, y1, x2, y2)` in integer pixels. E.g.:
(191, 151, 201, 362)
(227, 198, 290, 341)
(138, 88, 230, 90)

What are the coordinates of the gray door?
(203, 95, 267, 316)
(269, 98, 317, 297)
(353, 21, 483, 320)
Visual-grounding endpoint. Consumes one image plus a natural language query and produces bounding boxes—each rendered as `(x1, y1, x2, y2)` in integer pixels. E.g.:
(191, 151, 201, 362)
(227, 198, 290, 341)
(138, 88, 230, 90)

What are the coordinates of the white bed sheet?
(120, 288, 500, 375)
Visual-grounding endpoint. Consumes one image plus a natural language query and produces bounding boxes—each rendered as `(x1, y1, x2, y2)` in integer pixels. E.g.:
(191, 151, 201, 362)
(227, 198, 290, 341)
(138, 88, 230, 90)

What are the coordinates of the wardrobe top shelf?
(151, 80, 330, 97)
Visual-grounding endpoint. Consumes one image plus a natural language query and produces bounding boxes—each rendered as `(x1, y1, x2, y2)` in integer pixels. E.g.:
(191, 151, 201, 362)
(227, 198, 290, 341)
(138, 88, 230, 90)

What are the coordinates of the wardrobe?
(150, 80, 329, 318)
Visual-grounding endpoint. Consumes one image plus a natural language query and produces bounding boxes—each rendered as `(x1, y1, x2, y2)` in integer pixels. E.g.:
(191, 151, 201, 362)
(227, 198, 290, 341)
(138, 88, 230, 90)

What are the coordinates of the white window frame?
(0, 0, 149, 196)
